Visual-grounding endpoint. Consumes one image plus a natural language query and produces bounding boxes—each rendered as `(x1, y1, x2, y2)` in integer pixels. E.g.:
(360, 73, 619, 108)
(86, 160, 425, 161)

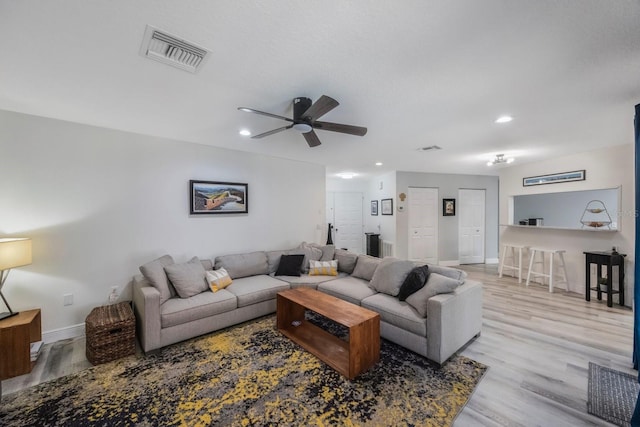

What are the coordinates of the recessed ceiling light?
(375, 162, 383, 166)
(495, 115, 513, 124)
(239, 129, 251, 136)
(337, 172, 356, 179)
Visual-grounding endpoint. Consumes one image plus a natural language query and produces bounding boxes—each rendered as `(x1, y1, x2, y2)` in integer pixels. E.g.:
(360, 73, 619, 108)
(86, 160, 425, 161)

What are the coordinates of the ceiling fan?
(237, 95, 367, 147)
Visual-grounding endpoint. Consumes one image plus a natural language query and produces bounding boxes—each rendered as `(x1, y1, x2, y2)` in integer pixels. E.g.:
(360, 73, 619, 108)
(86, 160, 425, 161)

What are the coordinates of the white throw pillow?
(206, 268, 233, 292)
(308, 260, 338, 276)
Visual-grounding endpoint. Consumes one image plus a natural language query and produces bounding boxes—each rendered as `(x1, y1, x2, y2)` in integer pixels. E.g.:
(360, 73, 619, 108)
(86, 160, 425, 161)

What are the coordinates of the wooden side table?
(0, 309, 42, 380)
(584, 251, 626, 307)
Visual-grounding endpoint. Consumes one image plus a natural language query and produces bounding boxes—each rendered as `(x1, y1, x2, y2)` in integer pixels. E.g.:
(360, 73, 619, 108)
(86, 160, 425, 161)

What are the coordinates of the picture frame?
(523, 170, 585, 187)
(443, 198, 456, 216)
(190, 180, 248, 214)
(371, 200, 378, 216)
(381, 198, 393, 215)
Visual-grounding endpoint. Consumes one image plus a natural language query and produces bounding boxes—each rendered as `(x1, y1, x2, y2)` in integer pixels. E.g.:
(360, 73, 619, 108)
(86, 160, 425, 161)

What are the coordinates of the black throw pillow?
(397, 265, 430, 301)
(275, 254, 305, 277)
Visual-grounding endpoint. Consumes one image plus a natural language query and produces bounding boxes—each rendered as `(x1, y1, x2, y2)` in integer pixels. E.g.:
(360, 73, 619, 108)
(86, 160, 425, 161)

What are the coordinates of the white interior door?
(408, 187, 438, 263)
(458, 189, 485, 264)
(332, 192, 364, 253)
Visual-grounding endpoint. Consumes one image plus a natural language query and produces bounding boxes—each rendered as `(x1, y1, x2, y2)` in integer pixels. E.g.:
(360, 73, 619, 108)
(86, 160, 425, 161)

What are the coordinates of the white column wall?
(499, 143, 634, 305)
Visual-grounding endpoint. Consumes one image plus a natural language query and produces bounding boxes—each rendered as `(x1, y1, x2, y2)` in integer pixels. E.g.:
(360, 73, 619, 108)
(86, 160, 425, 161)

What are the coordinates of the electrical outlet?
(109, 286, 118, 303)
(63, 293, 73, 306)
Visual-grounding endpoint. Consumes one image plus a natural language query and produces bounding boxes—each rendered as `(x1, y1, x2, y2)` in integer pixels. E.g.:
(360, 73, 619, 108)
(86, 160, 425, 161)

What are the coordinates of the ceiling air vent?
(139, 25, 209, 73)
(417, 145, 442, 151)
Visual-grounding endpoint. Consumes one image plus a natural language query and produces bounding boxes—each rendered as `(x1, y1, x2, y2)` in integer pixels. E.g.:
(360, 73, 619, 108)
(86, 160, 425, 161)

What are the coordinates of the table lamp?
(0, 238, 32, 321)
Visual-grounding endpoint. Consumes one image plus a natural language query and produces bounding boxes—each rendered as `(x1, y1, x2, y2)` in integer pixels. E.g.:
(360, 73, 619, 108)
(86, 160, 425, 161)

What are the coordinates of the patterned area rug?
(588, 362, 640, 426)
(1, 314, 487, 426)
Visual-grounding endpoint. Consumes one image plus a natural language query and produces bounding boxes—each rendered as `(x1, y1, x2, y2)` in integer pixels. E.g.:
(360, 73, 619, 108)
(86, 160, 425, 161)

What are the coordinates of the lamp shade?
(0, 238, 32, 270)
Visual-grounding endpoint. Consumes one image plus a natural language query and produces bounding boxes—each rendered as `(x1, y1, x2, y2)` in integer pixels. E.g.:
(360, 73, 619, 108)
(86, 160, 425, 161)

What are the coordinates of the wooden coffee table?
(277, 288, 380, 379)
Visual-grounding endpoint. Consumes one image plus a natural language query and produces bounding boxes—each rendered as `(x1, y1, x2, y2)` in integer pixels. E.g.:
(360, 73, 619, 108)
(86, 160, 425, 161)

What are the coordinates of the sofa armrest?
(426, 280, 483, 364)
(132, 274, 161, 353)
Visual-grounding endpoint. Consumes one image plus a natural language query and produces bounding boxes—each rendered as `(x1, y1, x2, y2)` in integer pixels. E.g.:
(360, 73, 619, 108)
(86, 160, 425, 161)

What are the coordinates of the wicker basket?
(85, 302, 135, 365)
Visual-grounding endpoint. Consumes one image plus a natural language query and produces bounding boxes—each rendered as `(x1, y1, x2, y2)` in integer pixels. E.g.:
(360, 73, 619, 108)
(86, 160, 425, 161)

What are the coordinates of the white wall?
(395, 172, 500, 263)
(365, 172, 397, 248)
(0, 110, 326, 335)
(499, 143, 634, 306)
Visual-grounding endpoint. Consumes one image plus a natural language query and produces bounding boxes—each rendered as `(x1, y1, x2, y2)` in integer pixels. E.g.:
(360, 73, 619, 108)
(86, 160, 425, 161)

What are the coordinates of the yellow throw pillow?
(206, 268, 233, 292)
(308, 260, 338, 276)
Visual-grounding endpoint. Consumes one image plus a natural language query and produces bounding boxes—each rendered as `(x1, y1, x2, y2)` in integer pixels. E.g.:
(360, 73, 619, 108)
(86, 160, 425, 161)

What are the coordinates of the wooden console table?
(277, 288, 379, 379)
(584, 251, 625, 307)
(0, 309, 41, 383)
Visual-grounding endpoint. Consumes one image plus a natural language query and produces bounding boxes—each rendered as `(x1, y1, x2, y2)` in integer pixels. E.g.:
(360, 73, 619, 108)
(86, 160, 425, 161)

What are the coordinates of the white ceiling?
(1, 1, 639, 179)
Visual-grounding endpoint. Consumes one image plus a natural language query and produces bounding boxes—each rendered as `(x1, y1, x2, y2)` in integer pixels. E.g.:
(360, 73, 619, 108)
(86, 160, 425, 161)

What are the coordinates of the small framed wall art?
(190, 180, 248, 214)
(443, 198, 455, 216)
(381, 198, 393, 215)
(371, 200, 378, 216)
(523, 170, 585, 187)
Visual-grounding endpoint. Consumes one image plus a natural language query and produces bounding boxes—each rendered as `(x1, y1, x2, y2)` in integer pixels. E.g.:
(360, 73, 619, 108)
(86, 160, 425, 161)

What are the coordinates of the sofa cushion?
(164, 257, 208, 298)
(351, 255, 382, 281)
(266, 250, 288, 274)
(334, 249, 358, 274)
(215, 251, 269, 279)
(361, 293, 427, 337)
(275, 254, 305, 277)
(397, 265, 430, 301)
(289, 244, 323, 274)
(317, 276, 376, 306)
(426, 264, 467, 282)
(226, 275, 290, 308)
(308, 260, 338, 276)
(369, 258, 415, 296)
(160, 289, 237, 328)
(206, 268, 233, 292)
(406, 273, 463, 317)
(275, 273, 343, 289)
(139, 255, 175, 304)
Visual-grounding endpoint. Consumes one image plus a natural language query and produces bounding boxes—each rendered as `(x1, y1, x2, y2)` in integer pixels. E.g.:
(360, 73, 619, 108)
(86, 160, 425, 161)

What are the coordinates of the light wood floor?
(2, 265, 634, 426)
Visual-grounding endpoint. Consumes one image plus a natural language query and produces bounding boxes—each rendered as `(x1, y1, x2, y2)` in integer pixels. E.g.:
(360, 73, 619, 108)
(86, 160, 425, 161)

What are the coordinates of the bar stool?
(526, 248, 569, 292)
(498, 244, 529, 283)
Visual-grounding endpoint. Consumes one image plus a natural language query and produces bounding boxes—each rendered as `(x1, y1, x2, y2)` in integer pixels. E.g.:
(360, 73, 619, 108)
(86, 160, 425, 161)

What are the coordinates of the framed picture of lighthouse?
(190, 180, 248, 215)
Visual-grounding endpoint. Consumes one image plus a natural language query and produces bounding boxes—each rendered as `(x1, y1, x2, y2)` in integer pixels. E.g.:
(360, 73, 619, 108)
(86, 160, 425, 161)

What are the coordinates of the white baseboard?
(42, 323, 85, 344)
(441, 258, 499, 266)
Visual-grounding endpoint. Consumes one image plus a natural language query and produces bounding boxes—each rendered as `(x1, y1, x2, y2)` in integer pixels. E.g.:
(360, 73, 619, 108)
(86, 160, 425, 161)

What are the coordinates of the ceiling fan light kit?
(238, 95, 367, 147)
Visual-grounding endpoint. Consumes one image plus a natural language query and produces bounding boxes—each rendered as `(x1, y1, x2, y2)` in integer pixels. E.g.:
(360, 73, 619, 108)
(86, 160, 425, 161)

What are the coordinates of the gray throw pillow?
(306, 243, 336, 262)
(369, 258, 415, 296)
(351, 255, 382, 281)
(406, 273, 463, 317)
(164, 257, 208, 298)
(426, 264, 467, 282)
(335, 249, 358, 274)
(139, 255, 175, 304)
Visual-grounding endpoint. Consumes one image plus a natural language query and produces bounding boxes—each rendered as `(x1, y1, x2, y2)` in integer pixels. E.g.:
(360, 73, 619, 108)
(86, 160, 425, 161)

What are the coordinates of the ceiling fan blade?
(251, 125, 293, 139)
(237, 107, 293, 122)
(303, 130, 322, 147)
(313, 121, 368, 136)
(301, 95, 339, 121)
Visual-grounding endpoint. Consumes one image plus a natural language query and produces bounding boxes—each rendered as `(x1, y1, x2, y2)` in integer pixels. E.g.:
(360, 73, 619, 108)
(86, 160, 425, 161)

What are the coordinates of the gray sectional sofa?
(132, 243, 483, 365)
